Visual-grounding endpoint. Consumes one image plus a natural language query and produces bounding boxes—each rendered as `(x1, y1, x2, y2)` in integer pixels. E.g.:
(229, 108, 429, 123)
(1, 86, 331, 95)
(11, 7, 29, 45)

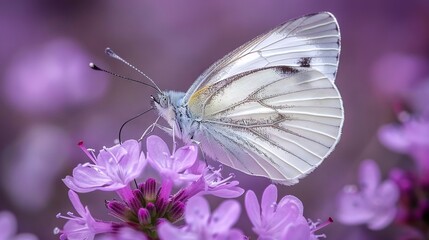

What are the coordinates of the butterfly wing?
(184, 12, 340, 103)
(184, 12, 343, 184)
(189, 66, 343, 185)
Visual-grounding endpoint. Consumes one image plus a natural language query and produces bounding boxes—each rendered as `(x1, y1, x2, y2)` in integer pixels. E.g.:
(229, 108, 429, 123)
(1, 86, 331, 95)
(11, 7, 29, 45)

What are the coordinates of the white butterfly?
(152, 12, 343, 185)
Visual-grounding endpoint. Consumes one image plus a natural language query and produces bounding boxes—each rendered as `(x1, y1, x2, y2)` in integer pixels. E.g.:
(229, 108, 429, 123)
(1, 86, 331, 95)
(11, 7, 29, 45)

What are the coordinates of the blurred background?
(1, 0, 428, 239)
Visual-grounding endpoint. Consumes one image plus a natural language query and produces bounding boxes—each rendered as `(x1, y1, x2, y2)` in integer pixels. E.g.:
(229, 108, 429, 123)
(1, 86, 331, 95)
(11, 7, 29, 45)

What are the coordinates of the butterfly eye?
(159, 95, 169, 108)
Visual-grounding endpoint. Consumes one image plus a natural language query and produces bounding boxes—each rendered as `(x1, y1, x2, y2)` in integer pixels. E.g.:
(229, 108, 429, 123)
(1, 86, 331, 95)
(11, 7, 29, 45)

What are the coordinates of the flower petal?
(245, 190, 261, 228)
(158, 222, 196, 240)
(261, 184, 277, 220)
(336, 186, 373, 224)
(210, 200, 241, 233)
(67, 190, 86, 217)
(377, 180, 400, 205)
(368, 207, 397, 230)
(185, 196, 210, 226)
(378, 124, 410, 153)
(62, 220, 95, 240)
(172, 145, 198, 172)
(359, 159, 381, 195)
(278, 195, 304, 216)
(63, 165, 113, 192)
(281, 216, 311, 240)
(147, 135, 171, 171)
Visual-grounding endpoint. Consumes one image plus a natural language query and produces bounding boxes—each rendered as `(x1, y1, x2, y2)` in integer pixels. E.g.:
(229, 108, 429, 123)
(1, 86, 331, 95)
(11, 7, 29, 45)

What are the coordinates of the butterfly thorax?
(153, 91, 199, 143)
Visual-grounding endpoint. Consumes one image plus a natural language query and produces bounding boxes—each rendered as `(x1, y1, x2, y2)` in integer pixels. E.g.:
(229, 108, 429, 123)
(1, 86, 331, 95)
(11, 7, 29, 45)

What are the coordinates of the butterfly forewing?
(184, 12, 340, 103)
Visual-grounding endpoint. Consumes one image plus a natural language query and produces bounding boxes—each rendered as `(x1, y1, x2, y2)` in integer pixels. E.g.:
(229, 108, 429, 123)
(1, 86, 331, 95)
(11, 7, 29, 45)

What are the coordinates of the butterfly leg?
(138, 116, 161, 142)
(191, 139, 208, 167)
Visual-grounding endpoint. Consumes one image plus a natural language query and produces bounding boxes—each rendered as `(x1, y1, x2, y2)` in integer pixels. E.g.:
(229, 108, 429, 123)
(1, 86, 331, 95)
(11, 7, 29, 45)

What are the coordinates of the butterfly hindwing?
(189, 66, 343, 185)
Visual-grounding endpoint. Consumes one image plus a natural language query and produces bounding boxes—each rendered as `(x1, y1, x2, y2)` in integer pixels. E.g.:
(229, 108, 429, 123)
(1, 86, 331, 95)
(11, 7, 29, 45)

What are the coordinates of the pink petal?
(261, 184, 278, 220)
(245, 190, 261, 228)
(65, 165, 112, 190)
(281, 216, 311, 240)
(158, 222, 194, 240)
(97, 144, 128, 167)
(147, 135, 170, 169)
(62, 220, 95, 240)
(172, 145, 198, 172)
(185, 196, 210, 226)
(226, 229, 244, 239)
(336, 186, 373, 224)
(377, 181, 400, 205)
(266, 200, 301, 234)
(210, 200, 241, 232)
(278, 195, 304, 215)
(368, 207, 397, 230)
(378, 124, 410, 153)
(359, 160, 381, 195)
(67, 190, 86, 217)
(207, 188, 244, 199)
(119, 140, 145, 174)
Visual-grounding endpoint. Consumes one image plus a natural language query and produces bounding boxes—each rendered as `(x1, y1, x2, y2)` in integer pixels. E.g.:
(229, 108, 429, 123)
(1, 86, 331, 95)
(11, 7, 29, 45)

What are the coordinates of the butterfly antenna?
(89, 63, 159, 91)
(105, 48, 162, 93)
(118, 107, 154, 144)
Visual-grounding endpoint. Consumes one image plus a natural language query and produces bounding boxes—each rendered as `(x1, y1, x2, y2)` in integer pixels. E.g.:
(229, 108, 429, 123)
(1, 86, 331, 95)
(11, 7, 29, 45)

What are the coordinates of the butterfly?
(104, 12, 343, 185)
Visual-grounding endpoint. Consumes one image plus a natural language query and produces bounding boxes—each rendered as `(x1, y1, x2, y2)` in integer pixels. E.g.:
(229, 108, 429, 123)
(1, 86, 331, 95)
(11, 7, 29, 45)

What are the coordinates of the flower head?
(63, 139, 146, 193)
(184, 164, 244, 199)
(54, 190, 113, 240)
(158, 196, 243, 240)
(105, 178, 186, 238)
(336, 159, 399, 230)
(146, 135, 200, 185)
(245, 184, 328, 240)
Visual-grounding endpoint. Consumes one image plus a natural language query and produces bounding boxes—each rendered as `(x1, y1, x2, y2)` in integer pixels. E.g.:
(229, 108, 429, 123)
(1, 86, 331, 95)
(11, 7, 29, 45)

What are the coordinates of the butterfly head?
(152, 91, 185, 127)
(151, 92, 170, 109)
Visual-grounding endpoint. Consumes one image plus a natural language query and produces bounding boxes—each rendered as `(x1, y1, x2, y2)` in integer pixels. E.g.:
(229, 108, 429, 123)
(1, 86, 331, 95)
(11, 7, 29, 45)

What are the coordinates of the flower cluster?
(55, 135, 331, 239)
(336, 52, 429, 239)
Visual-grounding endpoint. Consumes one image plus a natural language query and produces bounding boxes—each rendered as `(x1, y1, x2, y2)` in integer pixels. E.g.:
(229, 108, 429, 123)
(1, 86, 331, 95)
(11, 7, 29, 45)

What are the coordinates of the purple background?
(1, 0, 428, 239)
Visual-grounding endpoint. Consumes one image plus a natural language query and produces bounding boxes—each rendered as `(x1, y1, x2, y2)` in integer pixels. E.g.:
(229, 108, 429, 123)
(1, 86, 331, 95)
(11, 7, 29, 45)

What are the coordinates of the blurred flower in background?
(2, 38, 108, 116)
(1, 124, 72, 211)
(336, 160, 399, 230)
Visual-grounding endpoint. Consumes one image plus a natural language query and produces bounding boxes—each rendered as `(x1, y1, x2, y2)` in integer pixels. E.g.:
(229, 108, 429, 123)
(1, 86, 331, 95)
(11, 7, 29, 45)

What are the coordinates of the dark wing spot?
(276, 66, 299, 75)
(298, 57, 312, 68)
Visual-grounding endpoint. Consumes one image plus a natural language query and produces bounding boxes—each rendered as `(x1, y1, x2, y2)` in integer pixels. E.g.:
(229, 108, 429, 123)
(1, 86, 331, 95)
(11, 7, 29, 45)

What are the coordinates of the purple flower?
(146, 135, 200, 185)
(63, 139, 146, 193)
(54, 190, 113, 240)
(105, 178, 186, 237)
(379, 118, 429, 180)
(0, 211, 38, 240)
(158, 196, 243, 240)
(245, 184, 325, 240)
(184, 164, 244, 199)
(336, 159, 399, 230)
